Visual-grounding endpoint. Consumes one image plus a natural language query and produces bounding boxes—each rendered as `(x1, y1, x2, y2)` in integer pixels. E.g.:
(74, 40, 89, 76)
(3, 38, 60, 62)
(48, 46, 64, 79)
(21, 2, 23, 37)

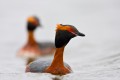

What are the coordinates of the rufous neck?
(27, 31, 36, 45)
(50, 46, 65, 67)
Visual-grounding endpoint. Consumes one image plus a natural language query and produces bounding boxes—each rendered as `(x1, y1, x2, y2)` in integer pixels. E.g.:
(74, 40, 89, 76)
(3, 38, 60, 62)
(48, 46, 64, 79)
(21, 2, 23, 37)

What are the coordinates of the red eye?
(67, 28, 77, 36)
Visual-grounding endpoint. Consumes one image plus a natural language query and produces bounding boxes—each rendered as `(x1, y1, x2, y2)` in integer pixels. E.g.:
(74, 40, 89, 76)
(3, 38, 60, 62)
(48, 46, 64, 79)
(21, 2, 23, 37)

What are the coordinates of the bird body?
(26, 59, 72, 74)
(26, 24, 85, 75)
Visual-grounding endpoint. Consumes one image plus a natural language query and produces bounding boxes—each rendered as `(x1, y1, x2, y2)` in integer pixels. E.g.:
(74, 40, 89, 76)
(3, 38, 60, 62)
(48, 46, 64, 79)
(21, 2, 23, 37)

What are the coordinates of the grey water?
(0, 0, 120, 80)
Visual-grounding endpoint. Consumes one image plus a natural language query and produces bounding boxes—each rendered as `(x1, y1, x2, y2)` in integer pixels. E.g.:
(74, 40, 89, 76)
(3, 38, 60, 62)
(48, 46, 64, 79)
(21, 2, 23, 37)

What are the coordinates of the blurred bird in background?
(17, 16, 55, 65)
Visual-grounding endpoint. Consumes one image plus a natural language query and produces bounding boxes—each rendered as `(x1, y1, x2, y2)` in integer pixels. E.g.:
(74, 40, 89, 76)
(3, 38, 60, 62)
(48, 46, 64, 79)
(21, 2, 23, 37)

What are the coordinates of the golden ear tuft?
(56, 24, 73, 32)
(27, 16, 39, 26)
(27, 17, 36, 23)
(56, 24, 61, 27)
(56, 24, 62, 31)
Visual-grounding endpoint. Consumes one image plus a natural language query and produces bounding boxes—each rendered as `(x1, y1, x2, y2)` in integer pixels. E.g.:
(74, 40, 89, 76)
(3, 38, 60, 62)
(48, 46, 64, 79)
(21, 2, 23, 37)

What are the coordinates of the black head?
(27, 16, 41, 31)
(55, 24, 85, 48)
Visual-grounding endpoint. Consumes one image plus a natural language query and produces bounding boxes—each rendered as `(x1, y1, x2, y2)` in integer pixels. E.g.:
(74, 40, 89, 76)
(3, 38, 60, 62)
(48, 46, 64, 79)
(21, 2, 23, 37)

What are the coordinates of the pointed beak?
(77, 32, 85, 37)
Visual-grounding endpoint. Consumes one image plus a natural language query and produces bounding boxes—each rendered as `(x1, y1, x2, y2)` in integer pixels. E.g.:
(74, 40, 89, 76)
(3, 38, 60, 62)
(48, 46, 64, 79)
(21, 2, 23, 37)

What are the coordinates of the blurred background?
(0, 0, 120, 80)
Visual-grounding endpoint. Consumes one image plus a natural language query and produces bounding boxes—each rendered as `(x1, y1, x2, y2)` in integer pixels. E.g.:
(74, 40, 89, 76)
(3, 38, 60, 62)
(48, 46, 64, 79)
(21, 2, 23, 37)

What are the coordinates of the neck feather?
(50, 46, 65, 67)
(27, 31, 36, 45)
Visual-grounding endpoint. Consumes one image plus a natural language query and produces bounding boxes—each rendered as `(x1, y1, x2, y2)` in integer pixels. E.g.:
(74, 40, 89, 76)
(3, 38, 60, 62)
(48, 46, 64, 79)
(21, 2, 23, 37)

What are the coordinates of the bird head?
(27, 16, 41, 31)
(55, 24, 85, 48)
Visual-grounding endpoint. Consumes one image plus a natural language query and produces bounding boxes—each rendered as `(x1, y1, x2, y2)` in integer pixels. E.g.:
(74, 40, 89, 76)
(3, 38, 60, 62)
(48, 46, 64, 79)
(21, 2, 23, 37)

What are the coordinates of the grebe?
(26, 24, 85, 75)
(17, 16, 55, 65)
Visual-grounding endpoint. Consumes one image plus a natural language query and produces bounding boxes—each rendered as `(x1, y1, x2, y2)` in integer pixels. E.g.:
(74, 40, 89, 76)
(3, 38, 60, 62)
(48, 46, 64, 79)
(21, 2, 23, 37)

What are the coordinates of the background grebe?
(17, 16, 55, 65)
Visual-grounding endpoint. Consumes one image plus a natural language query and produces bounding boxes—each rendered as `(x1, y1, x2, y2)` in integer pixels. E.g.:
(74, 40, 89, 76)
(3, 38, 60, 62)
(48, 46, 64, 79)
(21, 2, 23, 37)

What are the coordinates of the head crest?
(27, 17, 36, 22)
(56, 24, 74, 32)
(27, 16, 39, 26)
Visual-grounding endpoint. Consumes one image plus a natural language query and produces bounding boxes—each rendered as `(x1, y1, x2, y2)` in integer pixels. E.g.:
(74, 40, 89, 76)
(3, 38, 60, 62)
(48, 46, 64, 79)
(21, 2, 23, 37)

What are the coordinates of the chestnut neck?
(50, 46, 65, 67)
(27, 31, 36, 45)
